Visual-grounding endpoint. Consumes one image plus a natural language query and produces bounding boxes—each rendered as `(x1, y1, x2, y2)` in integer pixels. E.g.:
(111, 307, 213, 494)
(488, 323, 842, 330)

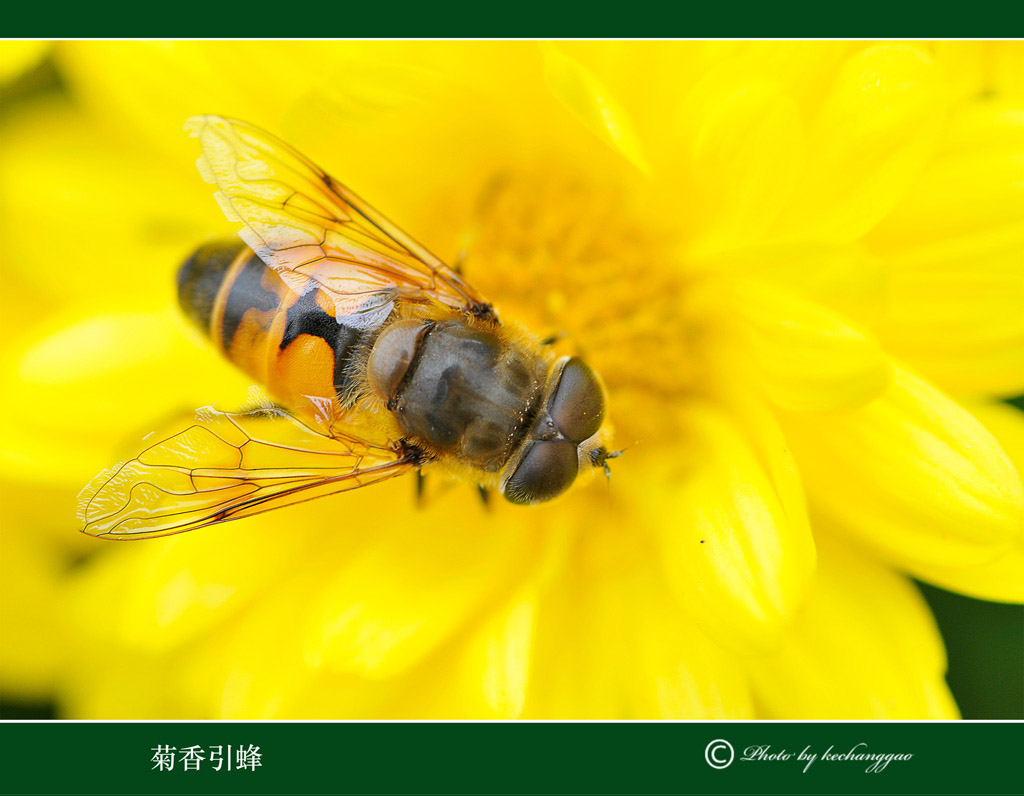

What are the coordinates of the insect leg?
(415, 469, 427, 508)
(539, 331, 568, 347)
(477, 484, 492, 510)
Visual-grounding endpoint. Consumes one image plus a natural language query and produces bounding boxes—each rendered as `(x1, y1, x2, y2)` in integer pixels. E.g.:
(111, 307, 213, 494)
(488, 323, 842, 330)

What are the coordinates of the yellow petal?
(455, 593, 535, 717)
(64, 482, 427, 718)
(772, 44, 945, 245)
(57, 41, 329, 165)
(0, 99, 215, 302)
(930, 42, 1024, 103)
(867, 105, 1024, 397)
(734, 42, 858, 108)
(61, 649, 195, 719)
(66, 511, 324, 654)
(669, 64, 805, 254)
(301, 544, 562, 719)
(747, 535, 958, 719)
(540, 43, 650, 174)
(0, 474, 103, 699)
(0, 480, 98, 702)
(905, 401, 1024, 602)
(692, 241, 888, 329)
(59, 41, 546, 167)
(0, 307, 251, 485)
(551, 42, 740, 152)
(310, 521, 746, 719)
(785, 365, 1024, 570)
(55, 41, 572, 268)
(929, 42, 993, 104)
(875, 244, 1024, 398)
(971, 401, 1024, 480)
(699, 277, 890, 412)
(992, 44, 1024, 100)
(178, 519, 410, 719)
(261, 595, 533, 719)
(868, 102, 1024, 252)
(0, 41, 47, 83)
(305, 491, 543, 679)
(310, 531, 563, 719)
(355, 589, 539, 719)
(0, 519, 63, 699)
(912, 532, 1024, 605)
(522, 526, 754, 718)
(637, 401, 816, 654)
(189, 571, 333, 719)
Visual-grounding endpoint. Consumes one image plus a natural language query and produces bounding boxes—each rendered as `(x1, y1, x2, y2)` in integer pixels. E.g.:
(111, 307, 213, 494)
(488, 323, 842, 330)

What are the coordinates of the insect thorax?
(368, 319, 548, 472)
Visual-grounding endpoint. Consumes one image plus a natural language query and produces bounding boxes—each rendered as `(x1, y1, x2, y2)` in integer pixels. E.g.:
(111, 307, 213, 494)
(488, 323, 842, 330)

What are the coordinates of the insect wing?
(78, 407, 413, 540)
(186, 115, 490, 329)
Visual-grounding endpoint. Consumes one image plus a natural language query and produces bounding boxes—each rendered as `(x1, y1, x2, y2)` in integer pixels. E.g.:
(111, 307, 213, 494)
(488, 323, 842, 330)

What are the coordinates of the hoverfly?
(78, 116, 618, 540)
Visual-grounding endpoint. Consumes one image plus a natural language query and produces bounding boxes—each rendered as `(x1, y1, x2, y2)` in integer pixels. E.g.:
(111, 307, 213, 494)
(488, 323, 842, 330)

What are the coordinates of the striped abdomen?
(177, 241, 368, 411)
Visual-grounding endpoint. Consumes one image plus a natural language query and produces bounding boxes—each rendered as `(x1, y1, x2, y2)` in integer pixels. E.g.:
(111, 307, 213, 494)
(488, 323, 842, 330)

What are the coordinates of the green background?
(2, 721, 1023, 795)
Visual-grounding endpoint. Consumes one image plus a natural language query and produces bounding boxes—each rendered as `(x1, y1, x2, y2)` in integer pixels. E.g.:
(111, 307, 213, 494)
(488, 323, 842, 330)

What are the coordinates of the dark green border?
(2, 0, 1023, 37)
(1, 721, 1022, 795)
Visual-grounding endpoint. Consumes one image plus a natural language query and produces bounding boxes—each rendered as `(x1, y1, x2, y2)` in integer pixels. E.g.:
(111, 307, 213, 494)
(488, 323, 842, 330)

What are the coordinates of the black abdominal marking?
(221, 253, 280, 346)
(177, 241, 241, 331)
(279, 289, 365, 397)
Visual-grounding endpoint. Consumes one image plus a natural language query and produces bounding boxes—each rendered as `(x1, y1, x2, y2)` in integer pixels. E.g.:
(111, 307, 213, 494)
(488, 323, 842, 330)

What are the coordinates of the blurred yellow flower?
(1, 40, 1022, 719)
(0, 41, 47, 84)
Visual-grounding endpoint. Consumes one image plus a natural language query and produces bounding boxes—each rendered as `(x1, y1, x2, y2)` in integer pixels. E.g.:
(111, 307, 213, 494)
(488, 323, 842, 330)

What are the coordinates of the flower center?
(459, 169, 701, 445)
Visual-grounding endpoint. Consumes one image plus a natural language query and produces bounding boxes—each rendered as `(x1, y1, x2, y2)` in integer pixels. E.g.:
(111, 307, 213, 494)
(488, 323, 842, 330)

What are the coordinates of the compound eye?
(549, 358, 605, 443)
(502, 440, 578, 505)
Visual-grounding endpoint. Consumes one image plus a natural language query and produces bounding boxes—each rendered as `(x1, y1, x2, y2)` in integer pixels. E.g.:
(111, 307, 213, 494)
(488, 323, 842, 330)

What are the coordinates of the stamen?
(456, 169, 698, 445)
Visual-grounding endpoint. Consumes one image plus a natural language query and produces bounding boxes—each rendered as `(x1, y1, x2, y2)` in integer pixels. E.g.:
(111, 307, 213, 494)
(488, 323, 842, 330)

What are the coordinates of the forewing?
(186, 115, 490, 329)
(78, 407, 414, 540)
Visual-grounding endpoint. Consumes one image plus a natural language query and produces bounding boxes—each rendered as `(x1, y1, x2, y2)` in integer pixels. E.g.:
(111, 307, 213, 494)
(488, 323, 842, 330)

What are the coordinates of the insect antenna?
(592, 445, 631, 480)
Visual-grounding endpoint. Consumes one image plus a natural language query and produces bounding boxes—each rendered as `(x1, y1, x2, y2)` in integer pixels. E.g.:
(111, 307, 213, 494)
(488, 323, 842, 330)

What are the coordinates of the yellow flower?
(2, 41, 1022, 718)
(0, 41, 47, 84)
